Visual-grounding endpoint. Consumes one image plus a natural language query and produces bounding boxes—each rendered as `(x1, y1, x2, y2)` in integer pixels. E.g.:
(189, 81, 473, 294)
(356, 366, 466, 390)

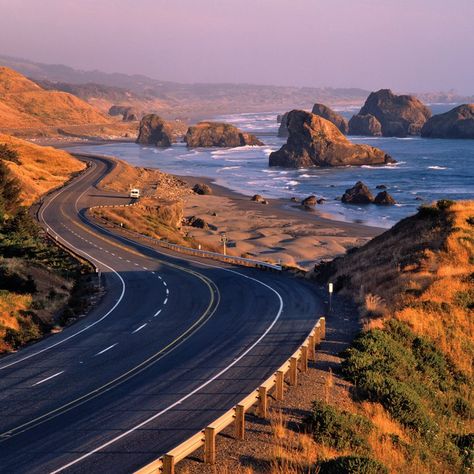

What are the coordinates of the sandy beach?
(179, 175, 382, 269)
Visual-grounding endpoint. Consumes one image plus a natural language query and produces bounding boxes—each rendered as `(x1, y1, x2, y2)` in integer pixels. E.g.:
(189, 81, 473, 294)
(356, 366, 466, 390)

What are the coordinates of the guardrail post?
(275, 370, 285, 401)
(314, 327, 321, 347)
(301, 346, 308, 372)
(235, 404, 245, 440)
(308, 334, 316, 361)
(289, 357, 298, 386)
(162, 454, 175, 474)
(258, 386, 268, 418)
(320, 317, 326, 338)
(204, 427, 216, 464)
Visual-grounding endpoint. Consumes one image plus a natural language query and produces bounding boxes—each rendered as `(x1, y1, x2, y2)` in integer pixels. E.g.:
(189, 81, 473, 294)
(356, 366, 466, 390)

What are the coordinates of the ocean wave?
(361, 164, 400, 169)
(428, 165, 448, 170)
(300, 174, 312, 178)
(217, 166, 242, 172)
(286, 180, 300, 186)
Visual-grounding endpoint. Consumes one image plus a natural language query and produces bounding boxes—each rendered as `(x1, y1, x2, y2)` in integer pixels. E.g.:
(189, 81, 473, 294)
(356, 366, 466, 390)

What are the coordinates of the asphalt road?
(0, 155, 325, 473)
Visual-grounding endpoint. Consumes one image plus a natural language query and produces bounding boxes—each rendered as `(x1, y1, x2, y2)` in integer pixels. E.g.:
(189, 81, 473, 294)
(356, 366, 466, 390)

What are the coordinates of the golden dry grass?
(320, 200, 474, 375)
(0, 134, 86, 205)
(0, 67, 112, 129)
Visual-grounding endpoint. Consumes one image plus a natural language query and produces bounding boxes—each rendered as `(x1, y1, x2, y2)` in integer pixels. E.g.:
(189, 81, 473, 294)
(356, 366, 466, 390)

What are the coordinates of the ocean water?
(74, 106, 474, 228)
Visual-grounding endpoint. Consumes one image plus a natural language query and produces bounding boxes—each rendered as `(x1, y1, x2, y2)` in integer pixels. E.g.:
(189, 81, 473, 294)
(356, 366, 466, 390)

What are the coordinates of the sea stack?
(311, 103, 349, 134)
(349, 89, 431, 137)
(421, 104, 474, 139)
(136, 114, 174, 147)
(269, 110, 394, 168)
(184, 122, 263, 147)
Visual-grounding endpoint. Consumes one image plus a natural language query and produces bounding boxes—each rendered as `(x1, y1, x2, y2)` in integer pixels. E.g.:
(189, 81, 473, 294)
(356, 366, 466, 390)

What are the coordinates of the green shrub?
(437, 199, 455, 210)
(4, 317, 41, 348)
(0, 144, 20, 164)
(358, 373, 434, 434)
(454, 289, 474, 310)
(304, 401, 373, 452)
(453, 398, 473, 419)
(317, 455, 388, 474)
(452, 433, 474, 469)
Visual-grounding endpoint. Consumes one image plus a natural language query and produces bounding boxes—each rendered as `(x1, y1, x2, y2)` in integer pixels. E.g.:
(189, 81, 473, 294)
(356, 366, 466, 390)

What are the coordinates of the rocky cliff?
(185, 122, 263, 147)
(311, 103, 349, 134)
(269, 110, 394, 168)
(421, 104, 474, 139)
(349, 89, 431, 137)
(136, 114, 173, 147)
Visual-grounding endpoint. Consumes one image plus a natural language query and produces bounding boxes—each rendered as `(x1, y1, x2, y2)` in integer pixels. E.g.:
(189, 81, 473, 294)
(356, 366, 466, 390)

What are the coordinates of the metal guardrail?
(89, 209, 283, 272)
(134, 317, 326, 474)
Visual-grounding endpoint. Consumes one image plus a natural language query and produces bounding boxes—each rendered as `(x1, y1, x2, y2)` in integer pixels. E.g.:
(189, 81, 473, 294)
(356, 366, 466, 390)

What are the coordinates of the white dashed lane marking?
(95, 343, 118, 356)
(32, 371, 65, 387)
(132, 324, 147, 334)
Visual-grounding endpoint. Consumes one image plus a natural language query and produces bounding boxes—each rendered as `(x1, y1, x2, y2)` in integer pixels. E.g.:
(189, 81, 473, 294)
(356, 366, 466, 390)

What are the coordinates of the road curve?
(0, 155, 324, 473)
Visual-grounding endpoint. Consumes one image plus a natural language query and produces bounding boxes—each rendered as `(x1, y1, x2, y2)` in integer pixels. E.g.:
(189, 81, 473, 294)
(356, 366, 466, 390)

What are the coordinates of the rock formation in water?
(136, 114, 173, 147)
(277, 112, 290, 137)
(342, 181, 374, 204)
(311, 103, 349, 134)
(184, 122, 263, 147)
(374, 191, 396, 205)
(348, 114, 382, 136)
(349, 89, 431, 137)
(421, 104, 474, 139)
(269, 110, 394, 168)
(302, 195, 317, 207)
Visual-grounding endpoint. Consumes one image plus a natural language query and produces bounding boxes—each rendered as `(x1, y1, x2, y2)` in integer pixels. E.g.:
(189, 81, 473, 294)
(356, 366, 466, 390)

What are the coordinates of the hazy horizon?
(1, 0, 473, 94)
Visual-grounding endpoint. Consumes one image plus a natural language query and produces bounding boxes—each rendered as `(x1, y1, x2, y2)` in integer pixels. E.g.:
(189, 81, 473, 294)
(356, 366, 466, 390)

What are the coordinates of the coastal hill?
(0, 138, 88, 352)
(307, 200, 473, 472)
(0, 54, 373, 119)
(0, 134, 85, 204)
(0, 67, 112, 129)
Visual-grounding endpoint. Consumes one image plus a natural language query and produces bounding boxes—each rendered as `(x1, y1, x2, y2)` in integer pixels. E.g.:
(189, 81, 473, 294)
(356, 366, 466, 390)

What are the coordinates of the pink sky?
(1, 0, 473, 93)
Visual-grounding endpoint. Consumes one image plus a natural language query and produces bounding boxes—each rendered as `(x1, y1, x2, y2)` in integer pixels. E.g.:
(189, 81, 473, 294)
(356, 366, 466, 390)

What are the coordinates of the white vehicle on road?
(130, 188, 140, 199)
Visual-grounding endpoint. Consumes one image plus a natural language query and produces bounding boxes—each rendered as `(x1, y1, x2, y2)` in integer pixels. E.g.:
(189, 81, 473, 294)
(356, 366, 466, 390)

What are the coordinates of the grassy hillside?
(0, 67, 112, 129)
(0, 140, 94, 353)
(306, 200, 473, 473)
(0, 134, 85, 205)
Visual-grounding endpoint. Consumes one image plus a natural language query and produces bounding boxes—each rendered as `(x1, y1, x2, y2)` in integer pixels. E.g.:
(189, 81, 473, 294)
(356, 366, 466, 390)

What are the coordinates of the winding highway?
(0, 155, 324, 473)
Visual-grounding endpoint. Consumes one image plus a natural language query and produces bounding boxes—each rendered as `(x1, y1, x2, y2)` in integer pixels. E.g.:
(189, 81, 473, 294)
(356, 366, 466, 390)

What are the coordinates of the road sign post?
(220, 232, 228, 256)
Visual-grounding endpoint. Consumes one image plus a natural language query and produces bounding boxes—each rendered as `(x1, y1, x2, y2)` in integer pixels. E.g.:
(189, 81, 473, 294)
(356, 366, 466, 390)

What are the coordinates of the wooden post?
(235, 404, 245, 440)
(162, 454, 175, 474)
(314, 328, 321, 348)
(204, 427, 216, 464)
(275, 370, 284, 400)
(301, 346, 308, 372)
(320, 317, 326, 338)
(289, 356, 298, 386)
(308, 334, 316, 361)
(258, 386, 268, 418)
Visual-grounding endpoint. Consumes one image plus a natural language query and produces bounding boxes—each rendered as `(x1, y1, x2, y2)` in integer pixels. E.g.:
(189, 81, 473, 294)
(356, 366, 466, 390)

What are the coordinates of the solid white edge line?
(50, 270, 283, 473)
(32, 371, 65, 387)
